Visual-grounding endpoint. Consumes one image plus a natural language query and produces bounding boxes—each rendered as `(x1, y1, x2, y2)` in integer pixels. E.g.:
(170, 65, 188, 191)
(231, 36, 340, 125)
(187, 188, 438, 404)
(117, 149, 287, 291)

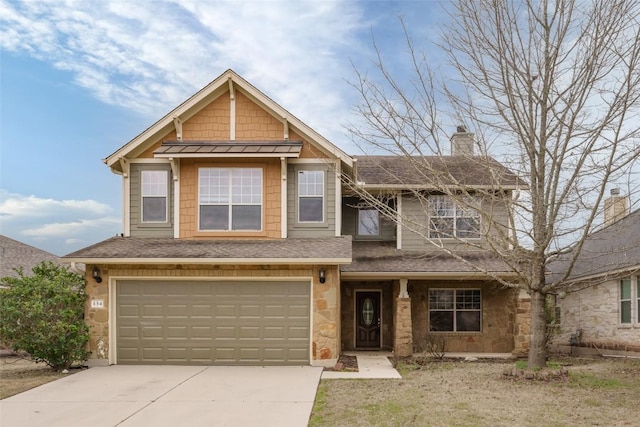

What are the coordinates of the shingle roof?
(549, 209, 640, 282)
(154, 140, 303, 157)
(354, 156, 523, 188)
(63, 236, 352, 263)
(0, 235, 61, 279)
(342, 241, 513, 275)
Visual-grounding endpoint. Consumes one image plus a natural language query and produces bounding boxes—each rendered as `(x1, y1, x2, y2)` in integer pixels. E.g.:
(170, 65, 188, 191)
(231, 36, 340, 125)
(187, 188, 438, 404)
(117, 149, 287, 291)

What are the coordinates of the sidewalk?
(321, 352, 402, 379)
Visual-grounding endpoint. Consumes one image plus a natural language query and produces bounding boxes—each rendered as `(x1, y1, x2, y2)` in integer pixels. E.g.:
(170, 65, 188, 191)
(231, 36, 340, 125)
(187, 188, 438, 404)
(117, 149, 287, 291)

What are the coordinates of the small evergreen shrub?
(0, 262, 90, 370)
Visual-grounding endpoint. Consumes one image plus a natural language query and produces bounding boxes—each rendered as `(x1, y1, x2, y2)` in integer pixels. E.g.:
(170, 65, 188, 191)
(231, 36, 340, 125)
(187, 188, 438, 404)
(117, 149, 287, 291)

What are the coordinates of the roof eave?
(64, 257, 353, 265)
(340, 271, 519, 280)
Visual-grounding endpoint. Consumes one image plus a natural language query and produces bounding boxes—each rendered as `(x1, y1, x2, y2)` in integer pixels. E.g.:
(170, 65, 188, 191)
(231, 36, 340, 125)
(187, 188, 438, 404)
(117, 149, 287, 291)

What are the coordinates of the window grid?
(141, 170, 168, 223)
(198, 168, 262, 231)
(429, 289, 481, 332)
(298, 170, 324, 222)
(429, 195, 480, 239)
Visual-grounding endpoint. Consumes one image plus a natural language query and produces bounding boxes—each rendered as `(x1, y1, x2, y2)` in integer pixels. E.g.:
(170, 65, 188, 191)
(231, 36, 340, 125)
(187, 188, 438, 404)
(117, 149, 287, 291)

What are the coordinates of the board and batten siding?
(287, 163, 336, 238)
(341, 197, 396, 241)
(129, 163, 174, 237)
(401, 194, 510, 250)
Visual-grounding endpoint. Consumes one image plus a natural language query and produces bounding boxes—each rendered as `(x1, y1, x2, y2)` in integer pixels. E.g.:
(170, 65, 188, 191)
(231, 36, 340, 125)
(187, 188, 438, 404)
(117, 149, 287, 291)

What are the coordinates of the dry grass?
(0, 357, 69, 399)
(310, 357, 640, 426)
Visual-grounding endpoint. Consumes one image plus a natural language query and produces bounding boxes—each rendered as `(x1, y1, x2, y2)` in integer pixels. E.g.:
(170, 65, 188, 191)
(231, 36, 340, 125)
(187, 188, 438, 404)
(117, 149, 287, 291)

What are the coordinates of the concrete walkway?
(0, 365, 322, 427)
(321, 352, 402, 379)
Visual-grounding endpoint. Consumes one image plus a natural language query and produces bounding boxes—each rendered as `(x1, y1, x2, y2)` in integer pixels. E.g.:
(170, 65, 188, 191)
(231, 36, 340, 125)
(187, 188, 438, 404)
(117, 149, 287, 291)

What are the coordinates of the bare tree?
(346, 0, 640, 368)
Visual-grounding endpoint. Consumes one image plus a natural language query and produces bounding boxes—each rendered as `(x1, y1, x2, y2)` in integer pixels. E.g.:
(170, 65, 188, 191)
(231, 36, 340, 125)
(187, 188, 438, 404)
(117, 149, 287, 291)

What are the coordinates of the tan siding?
(235, 91, 283, 140)
(291, 130, 329, 159)
(183, 93, 230, 140)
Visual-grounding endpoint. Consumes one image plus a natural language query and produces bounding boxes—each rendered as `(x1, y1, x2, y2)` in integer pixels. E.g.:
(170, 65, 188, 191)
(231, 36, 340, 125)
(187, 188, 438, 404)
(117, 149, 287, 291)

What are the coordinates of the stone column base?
(394, 297, 413, 357)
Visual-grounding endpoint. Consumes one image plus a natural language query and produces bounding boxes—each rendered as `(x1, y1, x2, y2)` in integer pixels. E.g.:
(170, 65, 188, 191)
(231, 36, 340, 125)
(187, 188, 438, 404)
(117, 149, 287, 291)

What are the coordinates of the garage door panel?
(117, 280, 310, 365)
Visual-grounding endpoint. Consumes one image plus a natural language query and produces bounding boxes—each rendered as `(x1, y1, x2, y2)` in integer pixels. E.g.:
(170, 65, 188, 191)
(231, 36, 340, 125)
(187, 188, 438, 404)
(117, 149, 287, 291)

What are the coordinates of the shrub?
(0, 261, 90, 370)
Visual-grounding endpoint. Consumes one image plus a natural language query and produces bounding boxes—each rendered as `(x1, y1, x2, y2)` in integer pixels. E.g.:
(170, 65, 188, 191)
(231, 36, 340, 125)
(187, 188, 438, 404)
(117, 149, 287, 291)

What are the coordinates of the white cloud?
(0, 0, 366, 142)
(0, 189, 119, 255)
(0, 190, 111, 218)
(22, 217, 121, 237)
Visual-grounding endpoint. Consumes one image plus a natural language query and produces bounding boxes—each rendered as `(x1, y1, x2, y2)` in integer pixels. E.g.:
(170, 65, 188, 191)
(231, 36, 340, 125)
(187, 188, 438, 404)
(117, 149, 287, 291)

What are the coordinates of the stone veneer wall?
(410, 281, 517, 353)
(512, 290, 531, 357)
(84, 263, 340, 366)
(553, 277, 640, 349)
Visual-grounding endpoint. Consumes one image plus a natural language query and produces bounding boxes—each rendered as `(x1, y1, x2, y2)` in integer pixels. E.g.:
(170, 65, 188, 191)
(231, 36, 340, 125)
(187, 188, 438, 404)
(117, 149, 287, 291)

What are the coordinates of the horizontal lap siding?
(130, 164, 174, 237)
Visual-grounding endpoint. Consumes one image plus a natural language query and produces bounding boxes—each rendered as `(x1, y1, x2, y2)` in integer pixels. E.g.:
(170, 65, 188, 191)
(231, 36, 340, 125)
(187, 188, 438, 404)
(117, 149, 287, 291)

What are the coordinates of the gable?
(106, 69, 352, 171)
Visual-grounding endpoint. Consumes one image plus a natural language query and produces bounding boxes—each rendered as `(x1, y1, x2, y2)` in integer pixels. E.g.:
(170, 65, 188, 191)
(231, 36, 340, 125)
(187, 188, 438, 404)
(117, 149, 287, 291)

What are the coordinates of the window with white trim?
(198, 168, 262, 231)
(429, 289, 481, 332)
(298, 170, 324, 222)
(620, 276, 640, 324)
(429, 195, 480, 239)
(358, 209, 380, 236)
(141, 170, 168, 222)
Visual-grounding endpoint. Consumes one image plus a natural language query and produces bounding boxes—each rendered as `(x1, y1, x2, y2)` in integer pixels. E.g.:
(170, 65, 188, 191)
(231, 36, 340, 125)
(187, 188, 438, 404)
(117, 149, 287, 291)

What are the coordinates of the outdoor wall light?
(92, 266, 103, 283)
(319, 268, 326, 284)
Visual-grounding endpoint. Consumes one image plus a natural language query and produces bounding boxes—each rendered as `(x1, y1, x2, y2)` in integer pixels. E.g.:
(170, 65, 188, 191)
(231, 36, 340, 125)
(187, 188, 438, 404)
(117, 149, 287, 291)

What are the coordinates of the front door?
(355, 291, 381, 348)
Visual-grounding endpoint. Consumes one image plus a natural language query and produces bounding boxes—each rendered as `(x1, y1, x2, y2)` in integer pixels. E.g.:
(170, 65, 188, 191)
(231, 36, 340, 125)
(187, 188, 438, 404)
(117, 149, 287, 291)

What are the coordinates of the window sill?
(193, 230, 268, 238)
(427, 331, 483, 335)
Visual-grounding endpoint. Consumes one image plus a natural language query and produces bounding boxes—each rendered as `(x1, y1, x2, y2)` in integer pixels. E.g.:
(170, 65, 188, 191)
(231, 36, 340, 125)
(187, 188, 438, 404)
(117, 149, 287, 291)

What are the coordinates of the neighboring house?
(0, 235, 61, 280)
(551, 192, 640, 354)
(65, 69, 530, 367)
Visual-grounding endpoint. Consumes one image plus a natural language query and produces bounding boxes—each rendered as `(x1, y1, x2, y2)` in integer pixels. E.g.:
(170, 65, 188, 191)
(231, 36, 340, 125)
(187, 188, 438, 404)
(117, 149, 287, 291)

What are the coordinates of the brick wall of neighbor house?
(340, 281, 395, 351)
(84, 264, 340, 365)
(409, 281, 517, 353)
(179, 158, 281, 239)
(554, 279, 640, 350)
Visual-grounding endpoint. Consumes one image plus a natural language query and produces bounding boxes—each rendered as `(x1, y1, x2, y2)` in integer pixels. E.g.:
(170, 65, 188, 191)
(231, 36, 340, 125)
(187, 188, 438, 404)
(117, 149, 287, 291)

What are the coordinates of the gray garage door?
(116, 280, 310, 365)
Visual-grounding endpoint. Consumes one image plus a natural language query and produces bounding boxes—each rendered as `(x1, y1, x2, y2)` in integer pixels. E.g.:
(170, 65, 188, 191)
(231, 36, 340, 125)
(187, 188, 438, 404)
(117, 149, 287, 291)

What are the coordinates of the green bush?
(0, 261, 90, 371)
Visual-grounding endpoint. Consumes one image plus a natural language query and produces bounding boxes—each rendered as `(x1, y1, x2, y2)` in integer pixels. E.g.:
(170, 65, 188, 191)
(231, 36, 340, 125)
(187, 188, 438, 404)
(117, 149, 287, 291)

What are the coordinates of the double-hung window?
(199, 168, 262, 231)
(429, 195, 480, 239)
(141, 170, 168, 222)
(298, 170, 324, 222)
(429, 289, 481, 332)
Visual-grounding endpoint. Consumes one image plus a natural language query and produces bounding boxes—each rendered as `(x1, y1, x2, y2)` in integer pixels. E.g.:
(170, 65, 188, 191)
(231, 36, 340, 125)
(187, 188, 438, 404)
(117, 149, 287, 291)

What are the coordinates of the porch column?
(513, 289, 531, 357)
(394, 278, 413, 357)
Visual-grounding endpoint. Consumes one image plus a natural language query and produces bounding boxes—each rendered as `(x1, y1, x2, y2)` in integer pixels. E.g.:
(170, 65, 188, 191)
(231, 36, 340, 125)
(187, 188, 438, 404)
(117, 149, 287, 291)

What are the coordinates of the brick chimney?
(451, 125, 474, 156)
(604, 188, 630, 226)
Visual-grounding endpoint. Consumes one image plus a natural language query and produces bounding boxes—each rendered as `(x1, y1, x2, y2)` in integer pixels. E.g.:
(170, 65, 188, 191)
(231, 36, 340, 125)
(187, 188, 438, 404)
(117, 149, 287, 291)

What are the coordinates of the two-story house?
(65, 69, 530, 367)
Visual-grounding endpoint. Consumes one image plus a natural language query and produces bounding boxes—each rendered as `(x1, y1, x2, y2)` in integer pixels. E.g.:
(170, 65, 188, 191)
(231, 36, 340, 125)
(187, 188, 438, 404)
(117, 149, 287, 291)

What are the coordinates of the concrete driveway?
(0, 365, 323, 427)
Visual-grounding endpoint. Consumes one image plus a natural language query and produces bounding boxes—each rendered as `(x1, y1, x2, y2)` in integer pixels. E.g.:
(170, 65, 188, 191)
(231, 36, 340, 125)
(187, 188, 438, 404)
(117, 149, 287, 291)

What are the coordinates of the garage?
(115, 280, 311, 365)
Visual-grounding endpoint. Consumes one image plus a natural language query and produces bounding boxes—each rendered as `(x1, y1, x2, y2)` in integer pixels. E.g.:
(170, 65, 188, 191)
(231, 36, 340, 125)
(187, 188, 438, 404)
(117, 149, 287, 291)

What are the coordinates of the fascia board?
(65, 257, 353, 265)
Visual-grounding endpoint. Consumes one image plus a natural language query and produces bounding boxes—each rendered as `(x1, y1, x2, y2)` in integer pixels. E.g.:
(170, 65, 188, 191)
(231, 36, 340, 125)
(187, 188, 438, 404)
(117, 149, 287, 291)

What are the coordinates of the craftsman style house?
(65, 70, 530, 367)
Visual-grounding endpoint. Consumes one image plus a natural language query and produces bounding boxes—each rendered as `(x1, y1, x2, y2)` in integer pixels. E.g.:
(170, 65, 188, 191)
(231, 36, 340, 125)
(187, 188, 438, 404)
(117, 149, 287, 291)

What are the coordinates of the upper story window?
(429, 289, 481, 332)
(358, 209, 380, 236)
(298, 170, 324, 222)
(198, 168, 262, 231)
(429, 195, 480, 239)
(620, 276, 639, 324)
(141, 170, 168, 222)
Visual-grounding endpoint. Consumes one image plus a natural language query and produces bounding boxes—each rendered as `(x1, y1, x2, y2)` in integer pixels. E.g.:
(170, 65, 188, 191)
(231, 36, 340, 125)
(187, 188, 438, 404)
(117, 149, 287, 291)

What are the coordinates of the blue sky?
(0, 0, 444, 255)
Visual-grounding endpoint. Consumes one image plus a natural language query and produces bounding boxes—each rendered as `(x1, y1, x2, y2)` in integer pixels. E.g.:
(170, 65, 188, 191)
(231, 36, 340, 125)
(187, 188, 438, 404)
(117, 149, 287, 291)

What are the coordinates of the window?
(429, 195, 480, 239)
(141, 170, 168, 222)
(199, 168, 262, 231)
(358, 209, 380, 236)
(298, 170, 324, 222)
(637, 279, 640, 323)
(621, 278, 632, 324)
(429, 289, 481, 332)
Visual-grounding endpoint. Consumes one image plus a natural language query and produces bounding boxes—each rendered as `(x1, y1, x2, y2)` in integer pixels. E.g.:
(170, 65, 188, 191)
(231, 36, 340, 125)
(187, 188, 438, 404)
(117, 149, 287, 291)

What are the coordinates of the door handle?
(377, 318, 381, 327)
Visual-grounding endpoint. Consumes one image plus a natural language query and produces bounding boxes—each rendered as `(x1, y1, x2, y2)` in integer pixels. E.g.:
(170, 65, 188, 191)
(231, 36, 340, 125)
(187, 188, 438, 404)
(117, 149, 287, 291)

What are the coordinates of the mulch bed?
(324, 354, 359, 372)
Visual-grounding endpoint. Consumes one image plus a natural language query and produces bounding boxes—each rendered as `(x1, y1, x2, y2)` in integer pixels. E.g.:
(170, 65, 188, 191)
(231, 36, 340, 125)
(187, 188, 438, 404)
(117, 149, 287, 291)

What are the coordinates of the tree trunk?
(528, 289, 548, 368)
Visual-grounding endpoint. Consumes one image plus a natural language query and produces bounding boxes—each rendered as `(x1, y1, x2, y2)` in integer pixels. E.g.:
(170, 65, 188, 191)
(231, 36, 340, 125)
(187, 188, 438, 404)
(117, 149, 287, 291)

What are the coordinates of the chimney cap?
(610, 188, 621, 196)
(456, 125, 467, 133)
